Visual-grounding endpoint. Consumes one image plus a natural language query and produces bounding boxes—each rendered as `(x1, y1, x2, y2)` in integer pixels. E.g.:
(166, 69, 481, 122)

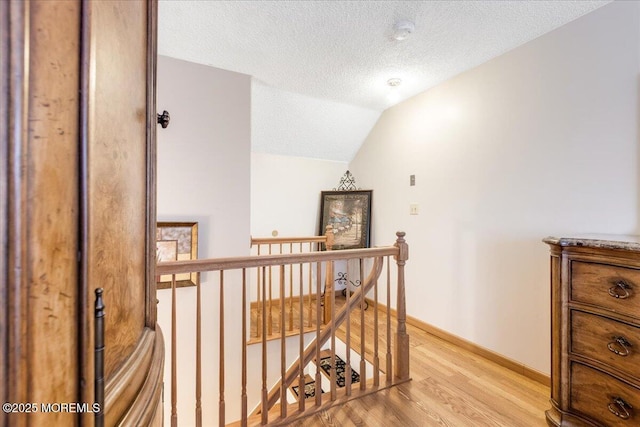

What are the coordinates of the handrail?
(158, 232, 409, 426)
(264, 255, 386, 410)
(250, 236, 327, 246)
(250, 233, 330, 337)
(157, 246, 399, 275)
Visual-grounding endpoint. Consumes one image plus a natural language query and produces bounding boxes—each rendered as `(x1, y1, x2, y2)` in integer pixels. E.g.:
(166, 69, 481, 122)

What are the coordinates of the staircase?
(287, 346, 366, 405)
(156, 232, 410, 426)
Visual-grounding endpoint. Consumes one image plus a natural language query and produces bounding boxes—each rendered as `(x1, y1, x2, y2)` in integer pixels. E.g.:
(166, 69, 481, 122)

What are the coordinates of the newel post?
(394, 231, 410, 380)
(323, 225, 335, 324)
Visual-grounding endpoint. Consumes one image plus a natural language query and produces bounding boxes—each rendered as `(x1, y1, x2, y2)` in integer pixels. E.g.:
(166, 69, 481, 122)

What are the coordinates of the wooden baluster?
(298, 242, 304, 329)
(256, 245, 261, 338)
(385, 257, 392, 384)
(171, 274, 178, 426)
(261, 266, 268, 425)
(307, 243, 313, 328)
(315, 262, 322, 407)
(94, 289, 105, 427)
(323, 226, 334, 324)
(394, 232, 410, 381)
(219, 271, 225, 427)
(279, 266, 287, 419)
(196, 272, 202, 426)
(330, 260, 337, 401)
(299, 257, 303, 326)
(289, 243, 293, 332)
(345, 261, 352, 396)
(278, 243, 284, 336)
(241, 268, 248, 426)
(298, 259, 305, 412)
(373, 264, 380, 387)
(268, 245, 273, 336)
(359, 258, 366, 390)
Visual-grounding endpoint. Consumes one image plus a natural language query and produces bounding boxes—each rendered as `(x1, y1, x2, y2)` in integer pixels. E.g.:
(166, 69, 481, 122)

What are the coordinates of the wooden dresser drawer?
(571, 310, 640, 380)
(571, 261, 640, 318)
(571, 362, 639, 426)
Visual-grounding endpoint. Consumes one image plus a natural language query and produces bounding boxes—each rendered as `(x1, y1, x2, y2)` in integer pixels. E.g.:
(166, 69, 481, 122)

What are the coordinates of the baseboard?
(366, 298, 550, 387)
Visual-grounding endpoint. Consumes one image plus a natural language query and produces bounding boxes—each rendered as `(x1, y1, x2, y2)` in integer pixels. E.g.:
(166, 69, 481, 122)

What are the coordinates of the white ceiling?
(158, 0, 611, 161)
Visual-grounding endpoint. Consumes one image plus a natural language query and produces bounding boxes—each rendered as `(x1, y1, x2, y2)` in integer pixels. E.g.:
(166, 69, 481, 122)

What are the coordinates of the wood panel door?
(82, 1, 161, 425)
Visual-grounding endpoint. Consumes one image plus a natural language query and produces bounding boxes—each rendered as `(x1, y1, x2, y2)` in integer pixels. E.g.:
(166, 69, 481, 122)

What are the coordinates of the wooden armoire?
(1, 1, 164, 426)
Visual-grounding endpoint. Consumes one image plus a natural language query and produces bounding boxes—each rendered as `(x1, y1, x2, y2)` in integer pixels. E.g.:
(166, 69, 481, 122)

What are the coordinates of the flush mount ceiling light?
(387, 78, 402, 87)
(392, 20, 415, 41)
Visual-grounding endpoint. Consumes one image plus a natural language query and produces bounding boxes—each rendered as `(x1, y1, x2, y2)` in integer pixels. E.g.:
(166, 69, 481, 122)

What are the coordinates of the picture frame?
(319, 190, 372, 250)
(156, 221, 199, 289)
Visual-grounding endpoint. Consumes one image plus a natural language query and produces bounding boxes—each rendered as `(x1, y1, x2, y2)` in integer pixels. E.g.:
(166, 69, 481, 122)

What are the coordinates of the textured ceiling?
(158, 0, 611, 161)
(251, 82, 381, 161)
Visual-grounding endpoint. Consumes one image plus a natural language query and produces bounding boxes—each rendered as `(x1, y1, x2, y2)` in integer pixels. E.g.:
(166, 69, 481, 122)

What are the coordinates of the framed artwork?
(156, 221, 199, 289)
(319, 190, 372, 250)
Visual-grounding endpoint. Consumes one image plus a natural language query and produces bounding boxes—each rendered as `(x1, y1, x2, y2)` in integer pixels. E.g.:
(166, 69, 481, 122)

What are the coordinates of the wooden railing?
(250, 234, 327, 340)
(157, 232, 409, 426)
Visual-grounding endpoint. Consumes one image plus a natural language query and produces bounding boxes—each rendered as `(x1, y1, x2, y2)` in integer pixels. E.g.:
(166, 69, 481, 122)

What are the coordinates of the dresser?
(545, 236, 640, 426)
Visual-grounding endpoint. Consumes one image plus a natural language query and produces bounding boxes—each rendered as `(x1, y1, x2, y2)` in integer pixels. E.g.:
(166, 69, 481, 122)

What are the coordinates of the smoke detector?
(392, 20, 415, 41)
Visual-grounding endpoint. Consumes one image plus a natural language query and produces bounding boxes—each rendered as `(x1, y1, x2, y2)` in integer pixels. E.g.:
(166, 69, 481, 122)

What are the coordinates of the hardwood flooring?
(291, 299, 548, 426)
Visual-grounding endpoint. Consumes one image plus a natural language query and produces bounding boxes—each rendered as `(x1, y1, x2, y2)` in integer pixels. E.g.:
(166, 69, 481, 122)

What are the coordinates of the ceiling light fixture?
(387, 78, 402, 87)
(392, 20, 415, 41)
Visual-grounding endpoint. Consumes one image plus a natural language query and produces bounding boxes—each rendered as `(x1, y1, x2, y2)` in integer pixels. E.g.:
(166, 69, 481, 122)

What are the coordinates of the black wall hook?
(157, 110, 170, 128)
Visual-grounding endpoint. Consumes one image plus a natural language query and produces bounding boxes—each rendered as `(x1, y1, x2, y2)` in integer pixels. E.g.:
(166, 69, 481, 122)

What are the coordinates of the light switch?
(410, 204, 419, 215)
(410, 174, 415, 186)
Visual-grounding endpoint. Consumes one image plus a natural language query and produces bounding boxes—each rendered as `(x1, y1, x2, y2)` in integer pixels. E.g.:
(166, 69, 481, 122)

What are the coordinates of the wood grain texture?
(571, 310, 640, 381)
(1, 1, 11, 425)
(549, 249, 561, 411)
(571, 261, 640, 319)
(367, 298, 550, 387)
(5, 3, 30, 425)
(104, 328, 154, 426)
(243, 279, 548, 426)
(157, 247, 399, 276)
(86, 0, 148, 380)
(144, 0, 159, 329)
(3, 1, 161, 425)
(0, 2, 84, 426)
(570, 362, 639, 426)
(547, 241, 640, 427)
(26, 4, 81, 426)
(116, 327, 164, 427)
(287, 305, 550, 426)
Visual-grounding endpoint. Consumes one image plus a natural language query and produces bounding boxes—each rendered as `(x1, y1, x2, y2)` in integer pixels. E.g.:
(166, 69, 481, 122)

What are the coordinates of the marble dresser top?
(543, 234, 640, 252)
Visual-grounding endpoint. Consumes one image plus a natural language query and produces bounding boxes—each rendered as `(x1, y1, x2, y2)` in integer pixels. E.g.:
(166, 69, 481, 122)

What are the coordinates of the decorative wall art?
(156, 221, 199, 289)
(319, 190, 372, 250)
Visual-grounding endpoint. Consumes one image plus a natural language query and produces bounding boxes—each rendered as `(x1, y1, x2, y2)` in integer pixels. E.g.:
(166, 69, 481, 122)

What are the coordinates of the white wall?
(156, 56, 251, 425)
(349, 1, 640, 375)
(251, 152, 348, 238)
(156, 58, 342, 426)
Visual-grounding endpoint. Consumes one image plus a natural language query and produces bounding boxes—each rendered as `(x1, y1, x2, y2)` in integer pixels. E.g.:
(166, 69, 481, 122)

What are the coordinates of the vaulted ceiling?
(158, 1, 611, 161)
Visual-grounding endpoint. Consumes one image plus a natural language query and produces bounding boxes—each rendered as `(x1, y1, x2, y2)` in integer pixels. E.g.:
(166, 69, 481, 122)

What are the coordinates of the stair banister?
(263, 255, 386, 410)
(394, 231, 410, 381)
(155, 232, 409, 426)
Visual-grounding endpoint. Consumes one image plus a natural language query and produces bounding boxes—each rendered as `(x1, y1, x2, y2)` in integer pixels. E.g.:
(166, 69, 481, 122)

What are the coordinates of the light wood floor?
(290, 300, 549, 426)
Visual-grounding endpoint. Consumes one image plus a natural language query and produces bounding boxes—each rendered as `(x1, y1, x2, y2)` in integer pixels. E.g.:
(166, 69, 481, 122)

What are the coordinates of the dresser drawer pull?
(609, 281, 632, 299)
(608, 397, 633, 420)
(607, 336, 632, 357)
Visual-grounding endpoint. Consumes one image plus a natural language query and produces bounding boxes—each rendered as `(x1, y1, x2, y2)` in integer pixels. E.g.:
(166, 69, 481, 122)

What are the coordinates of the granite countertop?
(543, 234, 640, 251)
